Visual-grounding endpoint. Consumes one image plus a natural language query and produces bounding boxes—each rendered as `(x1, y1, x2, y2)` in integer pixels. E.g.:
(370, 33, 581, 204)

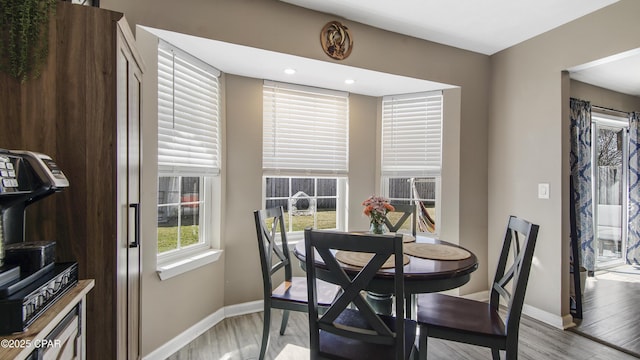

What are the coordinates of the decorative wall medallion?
(320, 21, 353, 60)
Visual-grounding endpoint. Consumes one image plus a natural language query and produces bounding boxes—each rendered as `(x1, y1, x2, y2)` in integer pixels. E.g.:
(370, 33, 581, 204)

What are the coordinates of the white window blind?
(158, 41, 221, 176)
(381, 91, 443, 176)
(263, 80, 349, 175)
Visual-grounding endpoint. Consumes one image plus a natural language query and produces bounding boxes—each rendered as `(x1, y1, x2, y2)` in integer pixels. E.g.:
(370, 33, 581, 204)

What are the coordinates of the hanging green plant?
(0, 0, 57, 82)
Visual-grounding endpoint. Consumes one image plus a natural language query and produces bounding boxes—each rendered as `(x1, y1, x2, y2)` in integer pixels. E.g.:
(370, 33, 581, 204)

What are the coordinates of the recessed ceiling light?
(344, 79, 355, 85)
(284, 68, 296, 75)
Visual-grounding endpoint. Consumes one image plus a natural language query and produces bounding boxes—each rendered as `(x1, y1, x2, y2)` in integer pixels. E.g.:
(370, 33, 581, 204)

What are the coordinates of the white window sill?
(157, 249, 223, 281)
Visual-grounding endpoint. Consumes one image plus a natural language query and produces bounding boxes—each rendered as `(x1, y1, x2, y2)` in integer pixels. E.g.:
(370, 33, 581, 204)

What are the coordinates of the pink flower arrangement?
(362, 195, 395, 225)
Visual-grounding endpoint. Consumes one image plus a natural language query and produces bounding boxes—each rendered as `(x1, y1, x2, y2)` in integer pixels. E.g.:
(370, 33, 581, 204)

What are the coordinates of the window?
(381, 91, 443, 234)
(264, 177, 345, 233)
(263, 81, 349, 240)
(157, 40, 221, 259)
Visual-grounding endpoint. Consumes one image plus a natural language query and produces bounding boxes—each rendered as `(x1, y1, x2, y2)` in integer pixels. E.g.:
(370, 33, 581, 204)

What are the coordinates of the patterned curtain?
(628, 112, 640, 264)
(569, 98, 595, 272)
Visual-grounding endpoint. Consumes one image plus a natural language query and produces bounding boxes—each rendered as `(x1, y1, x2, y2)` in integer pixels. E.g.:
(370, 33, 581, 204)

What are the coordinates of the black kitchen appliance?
(0, 149, 78, 334)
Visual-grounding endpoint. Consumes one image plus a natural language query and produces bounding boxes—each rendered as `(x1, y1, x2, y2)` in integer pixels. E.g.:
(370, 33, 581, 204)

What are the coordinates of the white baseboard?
(437, 289, 490, 302)
(460, 290, 490, 301)
(142, 296, 573, 359)
(142, 307, 227, 360)
(225, 300, 263, 318)
(522, 304, 574, 329)
(142, 300, 265, 360)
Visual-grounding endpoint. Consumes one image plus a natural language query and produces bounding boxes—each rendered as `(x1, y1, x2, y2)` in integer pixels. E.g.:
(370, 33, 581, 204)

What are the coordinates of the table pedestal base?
(366, 291, 393, 315)
(365, 292, 417, 319)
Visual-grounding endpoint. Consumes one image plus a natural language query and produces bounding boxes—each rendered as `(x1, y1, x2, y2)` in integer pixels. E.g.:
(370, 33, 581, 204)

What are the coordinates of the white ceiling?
(279, 0, 618, 55)
(280, 0, 638, 97)
(142, 26, 456, 97)
(568, 48, 640, 97)
(143, 0, 639, 98)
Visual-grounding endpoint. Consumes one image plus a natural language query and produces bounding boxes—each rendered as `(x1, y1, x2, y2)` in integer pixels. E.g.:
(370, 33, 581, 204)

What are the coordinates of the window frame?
(380, 91, 443, 235)
(381, 176, 441, 235)
(262, 175, 348, 243)
(591, 111, 629, 266)
(156, 40, 222, 270)
(157, 175, 219, 261)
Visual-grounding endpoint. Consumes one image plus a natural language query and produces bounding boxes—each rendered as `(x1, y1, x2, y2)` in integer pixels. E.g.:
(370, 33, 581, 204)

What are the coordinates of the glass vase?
(369, 221, 387, 235)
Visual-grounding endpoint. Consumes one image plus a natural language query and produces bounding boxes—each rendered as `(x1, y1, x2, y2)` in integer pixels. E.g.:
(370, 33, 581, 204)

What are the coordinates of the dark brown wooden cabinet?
(0, 3, 143, 359)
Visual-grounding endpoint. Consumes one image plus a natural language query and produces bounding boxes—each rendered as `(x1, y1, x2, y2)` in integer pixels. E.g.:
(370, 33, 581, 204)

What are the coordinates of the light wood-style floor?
(167, 309, 638, 360)
(570, 267, 640, 358)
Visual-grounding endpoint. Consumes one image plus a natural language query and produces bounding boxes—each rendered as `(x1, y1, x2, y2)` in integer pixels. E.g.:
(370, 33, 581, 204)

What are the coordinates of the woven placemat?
(335, 251, 410, 269)
(386, 233, 416, 243)
(403, 242, 471, 261)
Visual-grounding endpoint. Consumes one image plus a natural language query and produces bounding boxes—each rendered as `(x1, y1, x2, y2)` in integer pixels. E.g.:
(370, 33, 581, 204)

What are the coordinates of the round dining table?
(293, 234, 478, 316)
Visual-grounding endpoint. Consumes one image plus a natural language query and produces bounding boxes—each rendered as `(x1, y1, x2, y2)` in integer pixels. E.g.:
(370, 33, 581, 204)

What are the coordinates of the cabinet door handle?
(129, 203, 140, 248)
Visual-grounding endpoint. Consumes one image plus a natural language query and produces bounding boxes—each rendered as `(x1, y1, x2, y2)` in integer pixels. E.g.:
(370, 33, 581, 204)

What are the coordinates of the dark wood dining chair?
(384, 203, 417, 236)
(254, 207, 340, 360)
(415, 215, 539, 360)
(304, 229, 417, 360)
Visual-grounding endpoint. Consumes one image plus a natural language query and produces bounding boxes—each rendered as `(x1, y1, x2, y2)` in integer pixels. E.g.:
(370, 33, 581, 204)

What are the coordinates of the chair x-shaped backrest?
(305, 229, 405, 352)
(254, 207, 292, 291)
(490, 216, 539, 336)
(383, 203, 417, 236)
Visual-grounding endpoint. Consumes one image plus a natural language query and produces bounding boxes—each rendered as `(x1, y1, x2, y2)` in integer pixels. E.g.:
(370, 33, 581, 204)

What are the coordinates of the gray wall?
(136, 27, 228, 355)
(104, 0, 490, 355)
(570, 80, 640, 112)
(104, 0, 640, 354)
(489, 0, 640, 327)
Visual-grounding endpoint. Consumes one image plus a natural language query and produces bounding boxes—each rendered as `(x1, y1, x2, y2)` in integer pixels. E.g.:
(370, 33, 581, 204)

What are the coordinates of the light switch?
(538, 183, 550, 199)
